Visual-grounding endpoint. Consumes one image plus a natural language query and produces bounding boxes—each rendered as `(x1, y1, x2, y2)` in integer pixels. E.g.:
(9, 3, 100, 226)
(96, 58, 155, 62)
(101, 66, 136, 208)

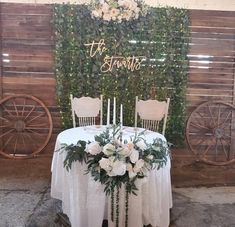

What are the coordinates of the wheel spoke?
(13, 134, 19, 155)
(195, 137, 207, 154)
(201, 143, 213, 157)
(217, 104, 221, 127)
(219, 138, 229, 160)
(219, 111, 232, 128)
(26, 123, 47, 127)
(201, 134, 215, 156)
(21, 98, 26, 116)
(193, 136, 209, 148)
(194, 114, 208, 128)
(223, 134, 231, 139)
(215, 138, 218, 161)
(0, 128, 15, 138)
(1, 134, 14, 150)
(25, 128, 45, 137)
(12, 99, 19, 117)
(0, 124, 11, 128)
(20, 133, 27, 151)
(25, 126, 47, 130)
(208, 104, 216, 127)
(3, 106, 14, 117)
(26, 112, 45, 124)
(195, 111, 205, 118)
(193, 138, 204, 147)
(24, 105, 36, 121)
(221, 121, 231, 130)
(190, 122, 209, 130)
(0, 116, 10, 122)
(23, 133, 37, 149)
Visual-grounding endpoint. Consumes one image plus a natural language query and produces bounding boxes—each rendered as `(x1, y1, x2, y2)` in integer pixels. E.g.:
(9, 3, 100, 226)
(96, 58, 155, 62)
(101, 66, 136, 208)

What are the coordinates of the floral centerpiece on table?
(90, 0, 148, 23)
(61, 125, 169, 227)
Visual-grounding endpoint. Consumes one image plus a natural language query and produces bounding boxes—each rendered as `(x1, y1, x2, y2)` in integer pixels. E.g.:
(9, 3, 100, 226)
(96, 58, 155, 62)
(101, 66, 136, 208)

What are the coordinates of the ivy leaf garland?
(53, 4, 190, 146)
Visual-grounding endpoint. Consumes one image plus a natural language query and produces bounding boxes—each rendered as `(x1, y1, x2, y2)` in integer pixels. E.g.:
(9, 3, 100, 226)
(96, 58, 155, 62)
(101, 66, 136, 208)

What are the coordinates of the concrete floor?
(170, 188, 235, 227)
(0, 157, 235, 227)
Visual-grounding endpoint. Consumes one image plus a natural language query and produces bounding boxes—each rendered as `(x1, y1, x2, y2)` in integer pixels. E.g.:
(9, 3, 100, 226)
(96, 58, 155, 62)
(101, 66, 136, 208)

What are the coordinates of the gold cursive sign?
(101, 55, 144, 72)
(84, 39, 107, 57)
(84, 39, 145, 72)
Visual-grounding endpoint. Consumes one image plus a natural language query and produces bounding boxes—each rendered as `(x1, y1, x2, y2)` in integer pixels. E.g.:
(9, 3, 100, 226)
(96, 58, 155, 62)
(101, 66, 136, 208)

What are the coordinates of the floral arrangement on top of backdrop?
(59, 125, 169, 227)
(90, 0, 147, 23)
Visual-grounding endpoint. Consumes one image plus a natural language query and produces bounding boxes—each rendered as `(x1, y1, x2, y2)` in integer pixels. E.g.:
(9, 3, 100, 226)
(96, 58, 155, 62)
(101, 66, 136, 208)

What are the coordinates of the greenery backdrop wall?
(53, 3, 190, 145)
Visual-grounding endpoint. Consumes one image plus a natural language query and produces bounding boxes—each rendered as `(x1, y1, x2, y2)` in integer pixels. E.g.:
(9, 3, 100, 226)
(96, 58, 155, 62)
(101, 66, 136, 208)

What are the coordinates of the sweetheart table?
(51, 126, 172, 227)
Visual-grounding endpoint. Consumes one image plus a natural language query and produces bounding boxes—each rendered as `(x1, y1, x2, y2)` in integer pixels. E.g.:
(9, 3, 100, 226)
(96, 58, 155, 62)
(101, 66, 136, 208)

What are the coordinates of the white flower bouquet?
(62, 125, 169, 195)
(90, 0, 147, 23)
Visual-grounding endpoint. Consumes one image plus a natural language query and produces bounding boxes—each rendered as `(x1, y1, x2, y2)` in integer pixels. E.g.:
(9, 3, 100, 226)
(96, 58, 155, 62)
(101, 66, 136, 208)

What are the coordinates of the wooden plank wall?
(187, 10, 235, 114)
(0, 3, 234, 157)
(0, 3, 60, 156)
(186, 10, 235, 161)
(0, 4, 3, 99)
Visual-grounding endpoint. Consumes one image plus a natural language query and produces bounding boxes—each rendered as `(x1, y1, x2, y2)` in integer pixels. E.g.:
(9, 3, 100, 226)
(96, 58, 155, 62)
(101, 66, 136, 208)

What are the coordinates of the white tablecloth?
(51, 126, 172, 227)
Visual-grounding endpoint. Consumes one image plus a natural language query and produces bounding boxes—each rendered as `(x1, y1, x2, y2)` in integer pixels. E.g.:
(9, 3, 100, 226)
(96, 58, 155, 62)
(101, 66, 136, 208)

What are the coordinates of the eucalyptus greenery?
(53, 4, 190, 146)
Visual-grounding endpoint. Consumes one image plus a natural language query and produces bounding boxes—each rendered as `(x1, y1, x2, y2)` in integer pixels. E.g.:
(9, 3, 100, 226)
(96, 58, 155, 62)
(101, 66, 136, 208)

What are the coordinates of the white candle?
(120, 104, 123, 127)
(134, 96, 138, 128)
(113, 97, 116, 125)
(107, 98, 110, 125)
(100, 95, 103, 125)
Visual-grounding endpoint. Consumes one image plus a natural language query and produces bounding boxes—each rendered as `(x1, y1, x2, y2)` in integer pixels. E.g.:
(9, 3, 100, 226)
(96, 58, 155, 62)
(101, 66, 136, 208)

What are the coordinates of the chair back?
(70, 95, 103, 127)
(134, 96, 170, 135)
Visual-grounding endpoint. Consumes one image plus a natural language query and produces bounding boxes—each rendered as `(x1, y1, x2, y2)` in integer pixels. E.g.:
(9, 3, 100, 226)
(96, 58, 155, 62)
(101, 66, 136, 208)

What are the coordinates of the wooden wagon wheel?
(0, 94, 53, 159)
(186, 100, 235, 165)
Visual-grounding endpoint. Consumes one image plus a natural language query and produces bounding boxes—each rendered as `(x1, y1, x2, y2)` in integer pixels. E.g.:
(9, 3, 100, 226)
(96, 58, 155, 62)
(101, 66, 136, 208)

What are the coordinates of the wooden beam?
(0, 3, 3, 150)
(0, 3, 3, 100)
(230, 41, 235, 160)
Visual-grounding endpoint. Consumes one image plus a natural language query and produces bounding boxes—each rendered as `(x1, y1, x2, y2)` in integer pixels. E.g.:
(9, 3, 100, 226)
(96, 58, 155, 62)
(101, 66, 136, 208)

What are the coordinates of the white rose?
(110, 8, 119, 19)
(153, 145, 160, 152)
(147, 154, 154, 160)
(133, 159, 145, 173)
(103, 143, 115, 156)
(99, 157, 111, 171)
(119, 147, 130, 157)
(91, 10, 101, 18)
(119, 143, 133, 157)
(130, 149, 139, 163)
(123, 0, 131, 8)
(114, 139, 122, 146)
(127, 142, 134, 150)
(134, 7, 140, 14)
(85, 142, 101, 155)
(136, 140, 147, 150)
(110, 160, 126, 176)
(102, 2, 109, 12)
(118, 0, 124, 6)
(123, 12, 132, 20)
(131, 1, 137, 8)
(103, 13, 112, 21)
(127, 163, 136, 178)
(117, 15, 122, 22)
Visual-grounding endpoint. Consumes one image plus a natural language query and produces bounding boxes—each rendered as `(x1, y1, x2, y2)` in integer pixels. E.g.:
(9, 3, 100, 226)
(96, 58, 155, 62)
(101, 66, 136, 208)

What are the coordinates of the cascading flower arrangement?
(90, 0, 147, 23)
(60, 125, 169, 227)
